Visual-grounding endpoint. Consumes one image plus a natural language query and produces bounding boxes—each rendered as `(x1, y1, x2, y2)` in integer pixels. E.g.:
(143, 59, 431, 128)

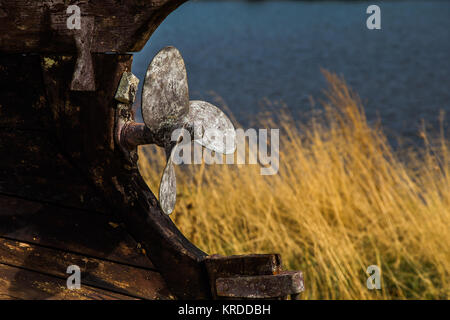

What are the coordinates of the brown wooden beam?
(0, 0, 187, 53)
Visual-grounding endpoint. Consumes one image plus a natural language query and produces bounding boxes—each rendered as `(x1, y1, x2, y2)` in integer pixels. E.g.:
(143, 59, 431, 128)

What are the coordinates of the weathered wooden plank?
(216, 271, 304, 299)
(0, 263, 136, 300)
(0, 238, 173, 300)
(204, 254, 283, 277)
(0, 194, 154, 270)
(0, 130, 105, 211)
(204, 254, 283, 299)
(0, 0, 187, 53)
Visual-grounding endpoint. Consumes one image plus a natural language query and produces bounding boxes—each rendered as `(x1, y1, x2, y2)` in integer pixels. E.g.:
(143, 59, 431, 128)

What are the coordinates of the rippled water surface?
(132, 1, 450, 141)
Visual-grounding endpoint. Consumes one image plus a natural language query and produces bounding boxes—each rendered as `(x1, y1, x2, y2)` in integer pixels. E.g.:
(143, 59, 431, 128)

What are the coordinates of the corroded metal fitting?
(115, 72, 139, 104)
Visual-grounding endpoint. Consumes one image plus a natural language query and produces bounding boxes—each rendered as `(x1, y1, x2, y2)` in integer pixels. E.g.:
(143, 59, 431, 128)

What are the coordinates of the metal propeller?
(116, 46, 236, 215)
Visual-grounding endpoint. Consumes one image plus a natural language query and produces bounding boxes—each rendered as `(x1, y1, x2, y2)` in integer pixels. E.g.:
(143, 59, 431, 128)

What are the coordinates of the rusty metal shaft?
(120, 121, 155, 150)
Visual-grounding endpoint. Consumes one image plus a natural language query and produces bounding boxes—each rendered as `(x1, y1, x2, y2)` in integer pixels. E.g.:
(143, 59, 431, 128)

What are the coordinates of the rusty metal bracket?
(204, 254, 304, 300)
(216, 271, 304, 299)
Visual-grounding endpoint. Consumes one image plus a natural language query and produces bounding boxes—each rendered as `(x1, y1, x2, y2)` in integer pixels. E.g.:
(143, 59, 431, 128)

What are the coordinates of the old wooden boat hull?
(0, 0, 304, 300)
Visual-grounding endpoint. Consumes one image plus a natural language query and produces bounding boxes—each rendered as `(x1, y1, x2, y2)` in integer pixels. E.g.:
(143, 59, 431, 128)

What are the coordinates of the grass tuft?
(138, 71, 449, 299)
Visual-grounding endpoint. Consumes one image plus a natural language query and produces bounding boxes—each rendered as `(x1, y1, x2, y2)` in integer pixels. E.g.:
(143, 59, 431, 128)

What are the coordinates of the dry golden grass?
(138, 71, 449, 299)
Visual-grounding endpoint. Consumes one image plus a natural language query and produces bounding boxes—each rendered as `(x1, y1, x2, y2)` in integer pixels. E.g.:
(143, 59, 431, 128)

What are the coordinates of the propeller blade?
(158, 128, 185, 215)
(186, 100, 236, 154)
(142, 46, 189, 142)
(159, 150, 177, 215)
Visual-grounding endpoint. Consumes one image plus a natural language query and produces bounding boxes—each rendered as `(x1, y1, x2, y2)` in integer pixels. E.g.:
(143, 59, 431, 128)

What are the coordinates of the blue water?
(132, 1, 450, 142)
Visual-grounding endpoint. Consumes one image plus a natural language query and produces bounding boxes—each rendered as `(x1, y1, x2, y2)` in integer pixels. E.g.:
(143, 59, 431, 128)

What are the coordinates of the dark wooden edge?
(0, 193, 154, 270)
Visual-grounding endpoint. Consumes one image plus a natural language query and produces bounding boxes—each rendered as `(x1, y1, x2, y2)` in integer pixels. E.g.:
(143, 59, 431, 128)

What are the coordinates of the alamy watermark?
(366, 265, 381, 290)
(66, 265, 81, 290)
(170, 127, 280, 176)
(366, 5, 381, 30)
(66, 5, 81, 30)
